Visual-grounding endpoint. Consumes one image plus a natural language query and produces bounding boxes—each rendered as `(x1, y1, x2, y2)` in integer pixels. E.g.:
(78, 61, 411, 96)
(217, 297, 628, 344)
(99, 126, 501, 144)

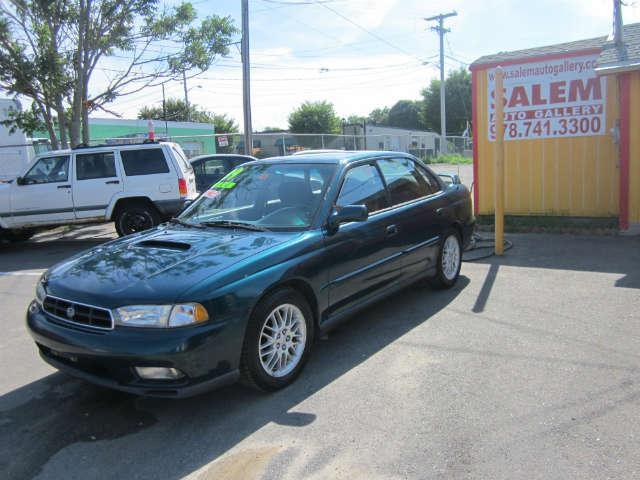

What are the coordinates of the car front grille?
(42, 295, 114, 330)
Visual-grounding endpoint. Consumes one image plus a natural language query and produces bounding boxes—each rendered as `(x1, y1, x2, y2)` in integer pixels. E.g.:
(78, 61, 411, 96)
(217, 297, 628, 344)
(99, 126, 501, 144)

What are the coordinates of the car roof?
(291, 149, 346, 156)
(36, 141, 175, 157)
(246, 150, 413, 166)
(189, 153, 257, 163)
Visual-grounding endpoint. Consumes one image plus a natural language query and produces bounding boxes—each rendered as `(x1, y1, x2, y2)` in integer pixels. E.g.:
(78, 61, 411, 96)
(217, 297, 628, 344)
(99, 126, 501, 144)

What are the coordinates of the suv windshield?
(179, 163, 336, 230)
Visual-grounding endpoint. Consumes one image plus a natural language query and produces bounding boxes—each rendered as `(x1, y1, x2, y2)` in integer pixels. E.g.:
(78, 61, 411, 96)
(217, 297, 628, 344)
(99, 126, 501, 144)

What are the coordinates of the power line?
(314, 1, 428, 64)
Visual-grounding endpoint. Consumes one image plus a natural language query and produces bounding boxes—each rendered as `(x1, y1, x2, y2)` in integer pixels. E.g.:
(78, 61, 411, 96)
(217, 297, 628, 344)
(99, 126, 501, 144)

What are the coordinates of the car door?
(9, 154, 75, 226)
(73, 150, 123, 219)
(376, 157, 448, 278)
(324, 163, 405, 319)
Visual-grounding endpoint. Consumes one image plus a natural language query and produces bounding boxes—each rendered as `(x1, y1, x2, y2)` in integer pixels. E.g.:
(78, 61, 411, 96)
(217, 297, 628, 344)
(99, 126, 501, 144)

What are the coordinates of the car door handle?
(105, 180, 120, 185)
(57, 184, 71, 189)
(386, 224, 398, 236)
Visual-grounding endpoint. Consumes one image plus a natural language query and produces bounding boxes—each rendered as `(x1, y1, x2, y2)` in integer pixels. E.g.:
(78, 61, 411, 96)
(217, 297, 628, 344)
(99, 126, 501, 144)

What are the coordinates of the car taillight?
(178, 178, 188, 196)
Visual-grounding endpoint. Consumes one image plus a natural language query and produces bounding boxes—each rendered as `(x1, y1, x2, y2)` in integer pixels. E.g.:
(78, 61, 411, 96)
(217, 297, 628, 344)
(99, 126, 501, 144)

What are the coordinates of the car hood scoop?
(134, 239, 191, 251)
(46, 226, 301, 306)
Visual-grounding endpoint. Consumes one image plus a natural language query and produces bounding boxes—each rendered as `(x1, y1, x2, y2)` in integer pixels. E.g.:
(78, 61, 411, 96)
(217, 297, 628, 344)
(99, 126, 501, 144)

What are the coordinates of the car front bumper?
(26, 301, 239, 398)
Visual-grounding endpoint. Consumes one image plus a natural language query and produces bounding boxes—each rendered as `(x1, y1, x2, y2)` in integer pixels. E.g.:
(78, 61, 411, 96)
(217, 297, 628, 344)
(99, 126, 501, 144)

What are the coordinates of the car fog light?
(134, 366, 185, 380)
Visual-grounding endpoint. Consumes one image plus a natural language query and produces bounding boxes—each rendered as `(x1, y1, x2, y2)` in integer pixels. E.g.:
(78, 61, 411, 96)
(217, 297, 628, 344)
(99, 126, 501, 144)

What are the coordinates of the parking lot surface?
(1, 231, 639, 479)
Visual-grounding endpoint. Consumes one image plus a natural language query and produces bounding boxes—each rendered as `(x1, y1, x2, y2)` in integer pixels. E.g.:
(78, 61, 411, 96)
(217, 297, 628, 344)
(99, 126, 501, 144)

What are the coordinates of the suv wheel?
(240, 288, 314, 391)
(114, 202, 160, 237)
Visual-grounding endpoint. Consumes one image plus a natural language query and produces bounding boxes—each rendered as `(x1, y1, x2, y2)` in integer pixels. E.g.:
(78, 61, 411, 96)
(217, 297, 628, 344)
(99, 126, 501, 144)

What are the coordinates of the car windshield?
(179, 162, 336, 230)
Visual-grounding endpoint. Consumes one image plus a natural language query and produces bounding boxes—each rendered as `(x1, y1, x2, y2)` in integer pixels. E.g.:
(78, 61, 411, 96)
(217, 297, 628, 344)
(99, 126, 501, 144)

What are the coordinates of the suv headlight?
(113, 303, 209, 328)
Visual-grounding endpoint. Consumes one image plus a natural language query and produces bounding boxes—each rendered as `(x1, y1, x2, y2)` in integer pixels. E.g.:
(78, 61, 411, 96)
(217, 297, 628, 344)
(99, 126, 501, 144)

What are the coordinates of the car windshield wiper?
(200, 220, 269, 232)
(168, 218, 206, 229)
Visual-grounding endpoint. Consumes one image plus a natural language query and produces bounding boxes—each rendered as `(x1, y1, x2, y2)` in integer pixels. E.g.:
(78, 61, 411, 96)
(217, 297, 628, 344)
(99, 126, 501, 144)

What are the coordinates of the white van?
(0, 98, 51, 180)
(0, 141, 198, 240)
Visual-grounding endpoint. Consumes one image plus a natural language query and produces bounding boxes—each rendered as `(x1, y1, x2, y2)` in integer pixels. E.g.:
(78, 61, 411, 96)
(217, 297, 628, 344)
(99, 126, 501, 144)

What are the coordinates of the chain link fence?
(86, 132, 473, 161)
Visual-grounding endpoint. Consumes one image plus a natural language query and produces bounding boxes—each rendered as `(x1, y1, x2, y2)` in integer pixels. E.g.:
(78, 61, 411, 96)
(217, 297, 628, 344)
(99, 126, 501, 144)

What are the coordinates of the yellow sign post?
(494, 66, 505, 255)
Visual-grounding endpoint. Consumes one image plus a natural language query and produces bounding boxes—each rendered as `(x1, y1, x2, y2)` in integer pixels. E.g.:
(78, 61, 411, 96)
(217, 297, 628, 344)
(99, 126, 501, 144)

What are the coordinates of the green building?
(37, 118, 217, 158)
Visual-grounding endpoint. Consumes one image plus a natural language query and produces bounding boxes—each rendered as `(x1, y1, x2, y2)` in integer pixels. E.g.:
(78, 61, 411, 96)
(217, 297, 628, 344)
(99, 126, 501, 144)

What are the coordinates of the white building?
(344, 124, 439, 157)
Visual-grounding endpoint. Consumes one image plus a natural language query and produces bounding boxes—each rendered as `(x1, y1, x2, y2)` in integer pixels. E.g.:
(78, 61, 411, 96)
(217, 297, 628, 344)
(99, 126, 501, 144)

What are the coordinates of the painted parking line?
(0, 271, 45, 277)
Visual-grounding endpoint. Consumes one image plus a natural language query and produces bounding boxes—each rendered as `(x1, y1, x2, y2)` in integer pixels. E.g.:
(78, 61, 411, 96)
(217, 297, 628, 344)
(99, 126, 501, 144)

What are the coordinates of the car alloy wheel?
(441, 234, 461, 281)
(258, 303, 307, 378)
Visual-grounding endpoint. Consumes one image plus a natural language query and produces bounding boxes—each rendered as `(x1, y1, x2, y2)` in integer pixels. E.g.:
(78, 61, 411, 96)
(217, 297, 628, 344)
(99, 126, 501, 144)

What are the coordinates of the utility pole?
(182, 70, 190, 122)
(425, 11, 457, 155)
(241, 0, 253, 156)
(162, 83, 168, 137)
(613, 0, 623, 46)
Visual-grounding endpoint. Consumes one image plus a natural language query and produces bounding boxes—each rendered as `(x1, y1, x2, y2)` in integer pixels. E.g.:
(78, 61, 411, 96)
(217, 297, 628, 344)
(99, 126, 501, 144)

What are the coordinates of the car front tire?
(430, 229, 462, 289)
(240, 288, 314, 391)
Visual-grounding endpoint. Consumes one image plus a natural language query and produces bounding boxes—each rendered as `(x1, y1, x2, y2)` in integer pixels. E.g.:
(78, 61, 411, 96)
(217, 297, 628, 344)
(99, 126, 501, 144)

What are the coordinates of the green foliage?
(421, 68, 471, 135)
(212, 113, 239, 134)
(345, 115, 365, 125)
(0, 1, 238, 147)
(0, 102, 46, 136)
(388, 100, 423, 130)
(261, 126, 287, 133)
(367, 107, 390, 125)
(138, 97, 238, 132)
(288, 101, 341, 134)
(428, 154, 472, 165)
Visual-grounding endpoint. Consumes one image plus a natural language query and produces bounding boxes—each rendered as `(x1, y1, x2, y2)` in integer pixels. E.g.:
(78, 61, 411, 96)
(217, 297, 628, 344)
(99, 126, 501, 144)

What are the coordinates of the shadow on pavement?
(472, 234, 640, 289)
(0, 240, 107, 272)
(0, 277, 468, 480)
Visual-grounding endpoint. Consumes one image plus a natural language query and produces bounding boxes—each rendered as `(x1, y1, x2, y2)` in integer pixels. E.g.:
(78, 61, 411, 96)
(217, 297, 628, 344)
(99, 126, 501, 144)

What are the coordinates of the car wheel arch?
(250, 279, 320, 332)
(110, 196, 158, 220)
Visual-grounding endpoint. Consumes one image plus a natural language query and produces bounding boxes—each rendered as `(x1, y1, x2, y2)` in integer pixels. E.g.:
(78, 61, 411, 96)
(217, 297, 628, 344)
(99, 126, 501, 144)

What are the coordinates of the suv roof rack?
(72, 139, 160, 150)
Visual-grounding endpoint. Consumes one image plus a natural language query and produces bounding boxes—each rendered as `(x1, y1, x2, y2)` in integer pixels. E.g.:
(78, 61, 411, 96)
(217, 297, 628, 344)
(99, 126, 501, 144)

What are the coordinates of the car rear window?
(171, 145, 193, 172)
(120, 148, 170, 176)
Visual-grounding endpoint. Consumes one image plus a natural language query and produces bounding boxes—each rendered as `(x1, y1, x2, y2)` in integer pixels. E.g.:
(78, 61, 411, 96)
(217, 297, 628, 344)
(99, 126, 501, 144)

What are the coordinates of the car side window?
(23, 156, 70, 184)
(120, 148, 170, 176)
(76, 152, 117, 180)
(415, 164, 442, 195)
(377, 158, 432, 205)
(336, 164, 388, 213)
(204, 158, 225, 175)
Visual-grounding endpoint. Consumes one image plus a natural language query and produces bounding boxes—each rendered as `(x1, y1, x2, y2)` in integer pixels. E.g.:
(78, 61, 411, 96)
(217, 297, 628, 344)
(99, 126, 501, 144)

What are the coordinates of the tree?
(345, 114, 365, 125)
(421, 68, 471, 135)
(138, 97, 238, 132)
(367, 106, 390, 125)
(288, 101, 341, 134)
(0, 1, 237, 148)
(261, 126, 286, 133)
(387, 100, 423, 130)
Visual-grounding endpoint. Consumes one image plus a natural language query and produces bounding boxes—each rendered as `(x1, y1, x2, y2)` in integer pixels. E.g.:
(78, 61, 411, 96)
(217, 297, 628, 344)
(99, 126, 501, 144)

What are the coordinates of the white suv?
(0, 141, 198, 240)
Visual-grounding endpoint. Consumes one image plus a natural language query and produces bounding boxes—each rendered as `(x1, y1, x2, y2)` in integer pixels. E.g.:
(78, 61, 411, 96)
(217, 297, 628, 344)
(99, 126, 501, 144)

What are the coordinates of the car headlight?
(35, 274, 47, 304)
(113, 303, 209, 328)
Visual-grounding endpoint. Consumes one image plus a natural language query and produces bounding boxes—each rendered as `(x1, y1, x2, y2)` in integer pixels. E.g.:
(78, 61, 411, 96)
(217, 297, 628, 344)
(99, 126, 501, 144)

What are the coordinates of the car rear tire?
(430, 229, 462, 289)
(240, 288, 314, 391)
(114, 202, 160, 237)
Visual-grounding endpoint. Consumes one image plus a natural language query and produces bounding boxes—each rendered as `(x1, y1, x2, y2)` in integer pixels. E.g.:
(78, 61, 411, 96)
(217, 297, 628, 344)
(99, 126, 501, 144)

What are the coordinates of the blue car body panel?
(27, 151, 475, 396)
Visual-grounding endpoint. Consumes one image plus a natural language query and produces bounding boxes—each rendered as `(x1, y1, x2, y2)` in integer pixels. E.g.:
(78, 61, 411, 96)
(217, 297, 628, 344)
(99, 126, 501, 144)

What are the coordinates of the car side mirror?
(438, 173, 461, 186)
(328, 204, 368, 231)
(15, 176, 25, 186)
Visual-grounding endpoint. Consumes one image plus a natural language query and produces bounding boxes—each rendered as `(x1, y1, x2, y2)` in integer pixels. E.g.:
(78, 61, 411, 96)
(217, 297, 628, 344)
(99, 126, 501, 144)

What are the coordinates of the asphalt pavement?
(1, 231, 639, 479)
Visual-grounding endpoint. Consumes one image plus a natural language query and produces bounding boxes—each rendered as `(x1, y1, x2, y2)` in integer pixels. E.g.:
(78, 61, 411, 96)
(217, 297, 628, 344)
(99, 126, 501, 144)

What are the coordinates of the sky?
(93, 0, 640, 131)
